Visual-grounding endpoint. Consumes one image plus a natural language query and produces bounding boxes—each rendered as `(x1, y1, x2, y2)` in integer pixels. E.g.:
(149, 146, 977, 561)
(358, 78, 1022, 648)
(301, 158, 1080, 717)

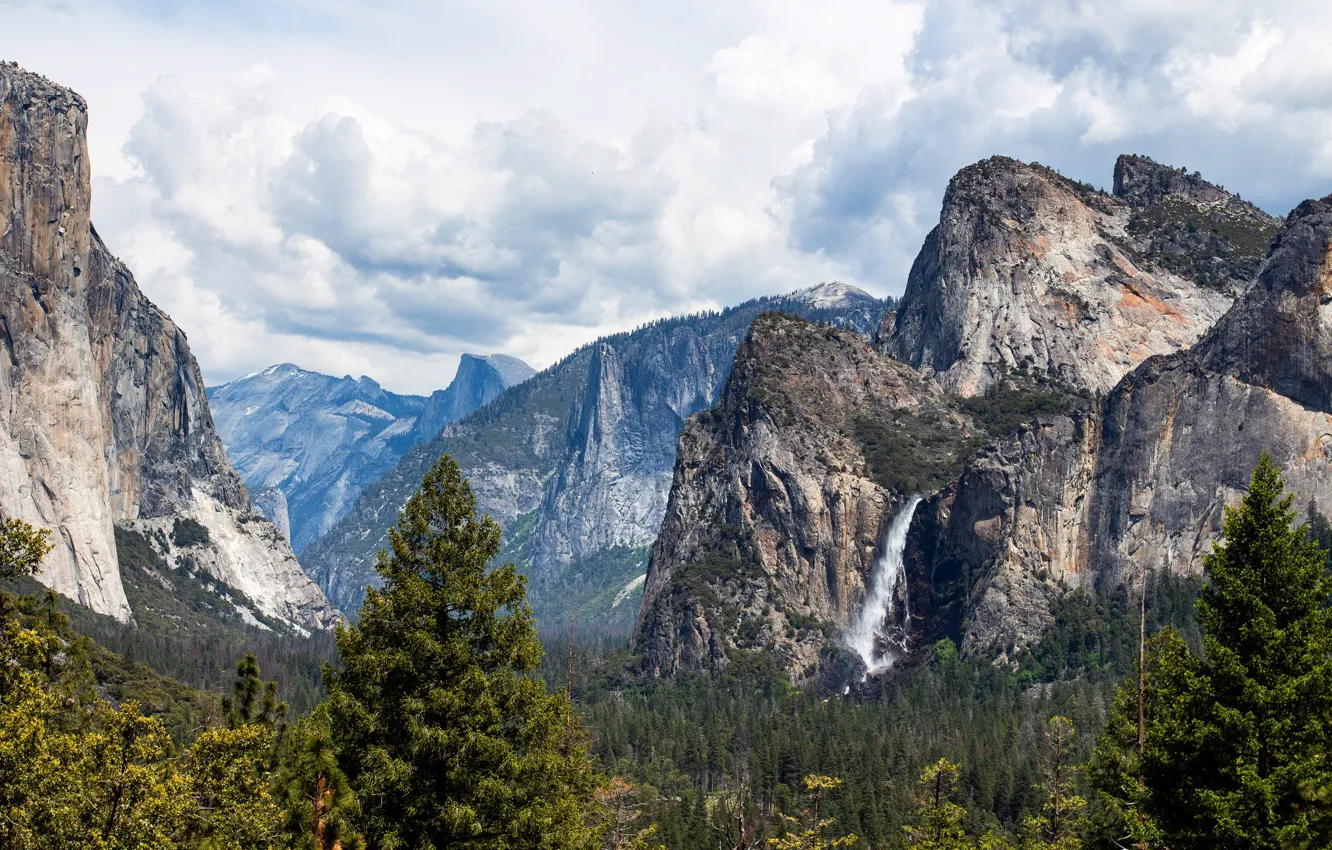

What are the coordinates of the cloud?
(16, 0, 1327, 394)
(782, 0, 1332, 282)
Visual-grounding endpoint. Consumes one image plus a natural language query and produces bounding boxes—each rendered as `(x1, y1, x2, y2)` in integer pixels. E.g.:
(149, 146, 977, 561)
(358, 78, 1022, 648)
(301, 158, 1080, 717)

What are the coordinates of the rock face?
(637, 154, 1311, 680)
(915, 195, 1332, 655)
(890, 156, 1277, 397)
(0, 63, 335, 629)
(1086, 193, 1332, 586)
(300, 286, 890, 624)
(207, 354, 532, 552)
(635, 313, 979, 680)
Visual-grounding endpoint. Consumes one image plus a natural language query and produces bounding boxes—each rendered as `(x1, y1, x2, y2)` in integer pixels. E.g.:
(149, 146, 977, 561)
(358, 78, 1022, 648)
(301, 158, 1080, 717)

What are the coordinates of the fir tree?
(325, 454, 601, 849)
(1094, 454, 1332, 849)
(905, 759, 969, 850)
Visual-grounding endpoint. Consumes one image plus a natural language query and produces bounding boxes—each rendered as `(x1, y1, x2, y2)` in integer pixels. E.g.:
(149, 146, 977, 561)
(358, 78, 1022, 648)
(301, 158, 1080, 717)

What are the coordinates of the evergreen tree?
(769, 775, 857, 850)
(1094, 454, 1332, 849)
(276, 712, 365, 850)
(0, 516, 52, 582)
(223, 652, 287, 732)
(1021, 717, 1084, 850)
(325, 454, 601, 849)
(905, 759, 970, 850)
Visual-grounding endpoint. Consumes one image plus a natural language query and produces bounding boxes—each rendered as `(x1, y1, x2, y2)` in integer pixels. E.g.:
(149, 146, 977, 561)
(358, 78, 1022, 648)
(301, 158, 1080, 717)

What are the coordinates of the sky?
(5, 0, 1332, 394)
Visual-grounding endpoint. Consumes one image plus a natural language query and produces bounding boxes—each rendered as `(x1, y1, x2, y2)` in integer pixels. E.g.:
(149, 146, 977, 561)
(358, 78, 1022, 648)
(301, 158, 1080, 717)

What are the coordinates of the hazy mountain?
(299, 283, 891, 628)
(208, 354, 534, 552)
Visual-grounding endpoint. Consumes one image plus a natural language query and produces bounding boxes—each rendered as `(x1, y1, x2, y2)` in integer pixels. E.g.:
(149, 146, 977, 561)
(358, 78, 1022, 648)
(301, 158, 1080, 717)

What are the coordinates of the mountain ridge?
(208, 352, 533, 551)
(635, 152, 1302, 681)
(299, 285, 891, 625)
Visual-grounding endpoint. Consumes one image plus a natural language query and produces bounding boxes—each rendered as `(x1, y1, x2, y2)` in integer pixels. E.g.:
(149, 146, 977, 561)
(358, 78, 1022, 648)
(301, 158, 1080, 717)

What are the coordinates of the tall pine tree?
(1093, 453, 1332, 849)
(325, 454, 601, 850)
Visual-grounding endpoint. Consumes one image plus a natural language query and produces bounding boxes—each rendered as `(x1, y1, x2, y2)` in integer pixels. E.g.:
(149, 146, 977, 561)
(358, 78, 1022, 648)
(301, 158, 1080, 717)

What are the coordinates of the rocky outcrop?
(910, 194, 1330, 656)
(1086, 193, 1332, 587)
(890, 156, 1275, 397)
(907, 410, 1102, 654)
(208, 354, 532, 551)
(300, 287, 891, 623)
(252, 486, 291, 542)
(0, 63, 335, 629)
(635, 313, 980, 680)
(637, 155, 1301, 678)
(1114, 155, 1281, 293)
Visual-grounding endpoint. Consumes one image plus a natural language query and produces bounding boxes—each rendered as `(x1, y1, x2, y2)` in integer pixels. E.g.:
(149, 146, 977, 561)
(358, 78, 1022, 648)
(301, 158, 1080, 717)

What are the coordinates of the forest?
(3, 452, 1332, 849)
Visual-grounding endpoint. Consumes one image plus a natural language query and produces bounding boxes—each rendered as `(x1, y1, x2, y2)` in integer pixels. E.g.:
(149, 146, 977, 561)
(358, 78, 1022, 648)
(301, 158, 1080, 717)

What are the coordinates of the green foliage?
(42, 700, 194, 849)
(52, 527, 337, 718)
(326, 453, 601, 849)
(172, 516, 212, 548)
(853, 411, 980, 494)
(1305, 500, 1332, 575)
(1020, 717, 1085, 850)
(222, 652, 287, 732)
(1125, 196, 1279, 291)
(183, 723, 284, 848)
(769, 775, 857, 850)
(1092, 454, 1332, 849)
(527, 546, 650, 634)
(0, 515, 53, 581)
(275, 712, 365, 850)
(956, 374, 1089, 439)
(905, 759, 970, 850)
(1019, 571, 1202, 686)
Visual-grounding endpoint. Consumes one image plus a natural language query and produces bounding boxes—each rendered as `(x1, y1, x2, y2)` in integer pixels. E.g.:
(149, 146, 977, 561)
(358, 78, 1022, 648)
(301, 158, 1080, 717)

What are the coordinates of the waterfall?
(845, 495, 922, 677)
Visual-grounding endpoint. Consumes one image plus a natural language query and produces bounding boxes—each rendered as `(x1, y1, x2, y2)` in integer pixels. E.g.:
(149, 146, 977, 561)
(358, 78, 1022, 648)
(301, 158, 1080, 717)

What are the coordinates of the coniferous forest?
(3, 452, 1332, 848)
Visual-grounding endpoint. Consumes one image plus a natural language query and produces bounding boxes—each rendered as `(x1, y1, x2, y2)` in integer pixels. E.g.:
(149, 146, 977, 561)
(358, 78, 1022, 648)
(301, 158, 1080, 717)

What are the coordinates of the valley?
(4, 54, 1332, 850)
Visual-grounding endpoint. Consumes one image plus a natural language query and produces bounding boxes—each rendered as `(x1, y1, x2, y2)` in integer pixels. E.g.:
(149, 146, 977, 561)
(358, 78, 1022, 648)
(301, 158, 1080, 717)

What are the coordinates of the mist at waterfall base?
(843, 495, 923, 682)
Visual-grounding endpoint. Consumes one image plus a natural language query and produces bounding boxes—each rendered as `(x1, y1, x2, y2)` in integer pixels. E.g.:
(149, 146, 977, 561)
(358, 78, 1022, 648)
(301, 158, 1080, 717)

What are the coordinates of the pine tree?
(1021, 717, 1085, 850)
(325, 454, 601, 849)
(0, 516, 52, 582)
(769, 775, 857, 850)
(223, 652, 287, 732)
(276, 712, 364, 850)
(1096, 454, 1332, 849)
(904, 760, 969, 850)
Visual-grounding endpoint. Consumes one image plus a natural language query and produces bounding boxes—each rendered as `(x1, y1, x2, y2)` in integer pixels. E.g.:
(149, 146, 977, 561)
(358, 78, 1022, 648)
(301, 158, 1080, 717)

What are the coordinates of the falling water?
(845, 495, 923, 677)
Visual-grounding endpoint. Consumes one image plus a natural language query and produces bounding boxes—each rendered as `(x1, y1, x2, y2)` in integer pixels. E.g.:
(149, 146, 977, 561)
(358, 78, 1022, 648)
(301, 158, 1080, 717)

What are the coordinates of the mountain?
(636, 154, 1290, 681)
(634, 312, 980, 680)
(887, 155, 1279, 397)
(299, 283, 891, 626)
(207, 354, 534, 552)
(0, 63, 335, 630)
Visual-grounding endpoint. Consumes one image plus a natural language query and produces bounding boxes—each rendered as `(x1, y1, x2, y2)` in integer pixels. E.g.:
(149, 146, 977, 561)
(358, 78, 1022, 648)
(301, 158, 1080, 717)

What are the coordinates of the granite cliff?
(638, 154, 1298, 681)
(300, 283, 891, 626)
(635, 313, 979, 680)
(0, 63, 335, 629)
(208, 354, 533, 552)
(907, 191, 1332, 658)
(887, 156, 1278, 397)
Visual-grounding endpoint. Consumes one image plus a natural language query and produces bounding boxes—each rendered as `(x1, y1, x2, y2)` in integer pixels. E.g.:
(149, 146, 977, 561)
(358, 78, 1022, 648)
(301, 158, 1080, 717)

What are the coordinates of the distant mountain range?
(298, 283, 893, 629)
(207, 354, 535, 552)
